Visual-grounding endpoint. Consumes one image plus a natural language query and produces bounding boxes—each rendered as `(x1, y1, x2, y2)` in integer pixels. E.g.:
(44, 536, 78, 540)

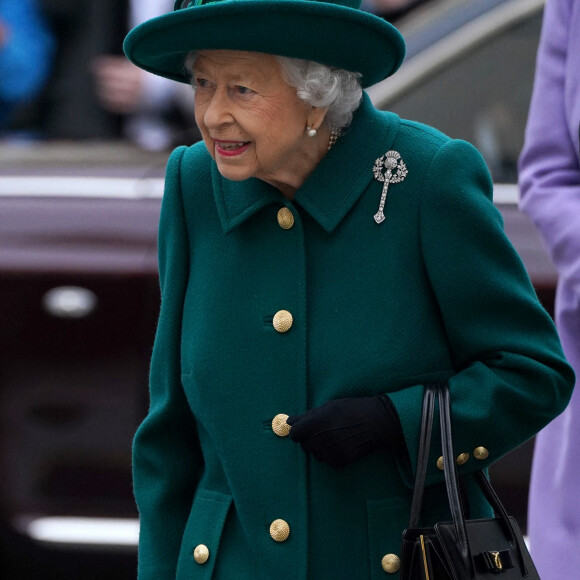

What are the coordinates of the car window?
(381, 11, 542, 183)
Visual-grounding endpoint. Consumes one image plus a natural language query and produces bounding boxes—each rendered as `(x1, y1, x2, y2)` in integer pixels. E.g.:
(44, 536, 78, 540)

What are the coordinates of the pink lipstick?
(215, 140, 251, 157)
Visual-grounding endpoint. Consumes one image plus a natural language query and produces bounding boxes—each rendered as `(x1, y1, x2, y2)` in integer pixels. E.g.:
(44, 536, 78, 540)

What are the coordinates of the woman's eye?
(195, 77, 210, 88)
(235, 85, 253, 95)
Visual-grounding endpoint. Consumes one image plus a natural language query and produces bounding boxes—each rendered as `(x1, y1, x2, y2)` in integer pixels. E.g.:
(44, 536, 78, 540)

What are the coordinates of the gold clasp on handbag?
(490, 551, 503, 570)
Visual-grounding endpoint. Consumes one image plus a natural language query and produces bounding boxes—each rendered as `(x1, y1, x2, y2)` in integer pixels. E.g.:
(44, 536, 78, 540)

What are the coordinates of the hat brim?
(123, 1, 405, 88)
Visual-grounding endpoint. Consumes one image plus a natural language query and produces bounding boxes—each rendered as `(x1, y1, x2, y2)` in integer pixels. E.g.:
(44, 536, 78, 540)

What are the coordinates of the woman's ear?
(308, 106, 330, 132)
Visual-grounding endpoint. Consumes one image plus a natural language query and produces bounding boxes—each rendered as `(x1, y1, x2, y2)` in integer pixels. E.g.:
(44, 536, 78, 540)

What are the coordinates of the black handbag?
(399, 384, 540, 579)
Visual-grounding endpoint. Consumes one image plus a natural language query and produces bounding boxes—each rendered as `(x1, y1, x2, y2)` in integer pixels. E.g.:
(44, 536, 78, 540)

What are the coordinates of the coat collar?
(213, 93, 400, 234)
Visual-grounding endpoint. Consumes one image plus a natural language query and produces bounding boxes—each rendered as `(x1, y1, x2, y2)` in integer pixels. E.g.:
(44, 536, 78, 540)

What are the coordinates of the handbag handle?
(438, 384, 473, 577)
(408, 384, 436, 527)
(408, 383, 529, 578)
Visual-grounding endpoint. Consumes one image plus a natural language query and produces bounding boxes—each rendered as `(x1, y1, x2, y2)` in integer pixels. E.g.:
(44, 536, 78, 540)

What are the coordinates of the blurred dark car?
(0, 0, 551, 575)
(0, 143, 166, 579)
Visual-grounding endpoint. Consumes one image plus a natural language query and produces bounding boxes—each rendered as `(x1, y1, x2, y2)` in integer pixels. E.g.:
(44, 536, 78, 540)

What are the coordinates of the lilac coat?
(519, 0, 580, 577)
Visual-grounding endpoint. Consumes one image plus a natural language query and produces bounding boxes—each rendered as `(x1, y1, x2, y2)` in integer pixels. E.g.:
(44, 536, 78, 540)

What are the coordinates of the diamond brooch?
(373, 150, 408, 224)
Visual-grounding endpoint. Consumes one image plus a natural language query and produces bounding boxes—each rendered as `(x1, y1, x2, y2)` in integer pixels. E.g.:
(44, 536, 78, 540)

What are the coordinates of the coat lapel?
(295, 94, 400, 233)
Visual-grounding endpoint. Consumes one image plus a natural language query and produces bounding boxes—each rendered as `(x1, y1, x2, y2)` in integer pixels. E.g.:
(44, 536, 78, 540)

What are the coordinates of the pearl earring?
(306, 126, 318, 138)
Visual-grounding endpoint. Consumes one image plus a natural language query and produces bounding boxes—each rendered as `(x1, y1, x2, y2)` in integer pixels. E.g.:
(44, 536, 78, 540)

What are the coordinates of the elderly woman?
(124, 1, 574, 578)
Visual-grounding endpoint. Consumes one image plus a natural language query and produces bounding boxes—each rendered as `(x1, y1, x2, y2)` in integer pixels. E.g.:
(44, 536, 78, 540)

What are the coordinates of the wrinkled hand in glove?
(286, 395, 403, 469)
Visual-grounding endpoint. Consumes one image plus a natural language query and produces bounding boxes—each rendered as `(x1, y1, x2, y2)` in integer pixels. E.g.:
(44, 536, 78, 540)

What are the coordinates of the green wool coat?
(133, 94, 574, 580)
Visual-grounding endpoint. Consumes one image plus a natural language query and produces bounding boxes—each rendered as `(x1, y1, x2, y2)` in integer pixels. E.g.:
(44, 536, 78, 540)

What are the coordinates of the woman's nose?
(203, 88, 232, 128)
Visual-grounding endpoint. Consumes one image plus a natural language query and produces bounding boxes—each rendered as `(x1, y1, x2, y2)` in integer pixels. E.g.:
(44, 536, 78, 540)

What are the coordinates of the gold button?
(456, 452, 470, 466)
(437, 456, 444, 470)
(272, 414, 291, 437)
(474, 446, 489, 460)
(273, 310, 293, 333)
(270, 519, 290, 542)
(193, 544, 209, 564)
(277, 207, 295, 230)
(381, 553, 401, 573)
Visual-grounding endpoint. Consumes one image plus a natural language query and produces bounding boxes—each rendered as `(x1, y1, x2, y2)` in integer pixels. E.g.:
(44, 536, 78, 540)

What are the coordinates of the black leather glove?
(286, 394, 404, 469)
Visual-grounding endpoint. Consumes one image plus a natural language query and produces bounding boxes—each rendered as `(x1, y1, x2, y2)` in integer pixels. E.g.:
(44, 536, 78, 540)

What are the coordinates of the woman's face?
(192, 50, 325, 192)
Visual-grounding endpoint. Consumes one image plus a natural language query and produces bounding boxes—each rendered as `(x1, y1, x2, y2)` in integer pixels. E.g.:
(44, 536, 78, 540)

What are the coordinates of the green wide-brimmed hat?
(123, 0, 405, 88)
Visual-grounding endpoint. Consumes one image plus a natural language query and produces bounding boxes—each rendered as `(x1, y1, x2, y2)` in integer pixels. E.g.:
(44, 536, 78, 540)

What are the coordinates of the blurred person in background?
(91, 0, 199, 150)
(13, 0, 197, 149)
(0, 0, 54, 134)
(518, 0, 580, 578)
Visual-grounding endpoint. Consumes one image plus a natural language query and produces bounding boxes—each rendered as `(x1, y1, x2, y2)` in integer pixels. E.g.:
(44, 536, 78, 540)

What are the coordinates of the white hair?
(275, 56, 362, 130)
(184, 52, 363, 130)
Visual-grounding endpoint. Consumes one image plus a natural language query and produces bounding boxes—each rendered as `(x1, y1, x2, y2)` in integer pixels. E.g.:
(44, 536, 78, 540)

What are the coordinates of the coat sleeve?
(134, 146, 203, 579)
(388, 138, 575, 486)
(518, 0, 580, 294)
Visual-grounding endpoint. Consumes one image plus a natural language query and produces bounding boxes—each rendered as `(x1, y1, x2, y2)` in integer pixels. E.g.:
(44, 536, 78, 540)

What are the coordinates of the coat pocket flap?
(177, 488, 233, 579)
